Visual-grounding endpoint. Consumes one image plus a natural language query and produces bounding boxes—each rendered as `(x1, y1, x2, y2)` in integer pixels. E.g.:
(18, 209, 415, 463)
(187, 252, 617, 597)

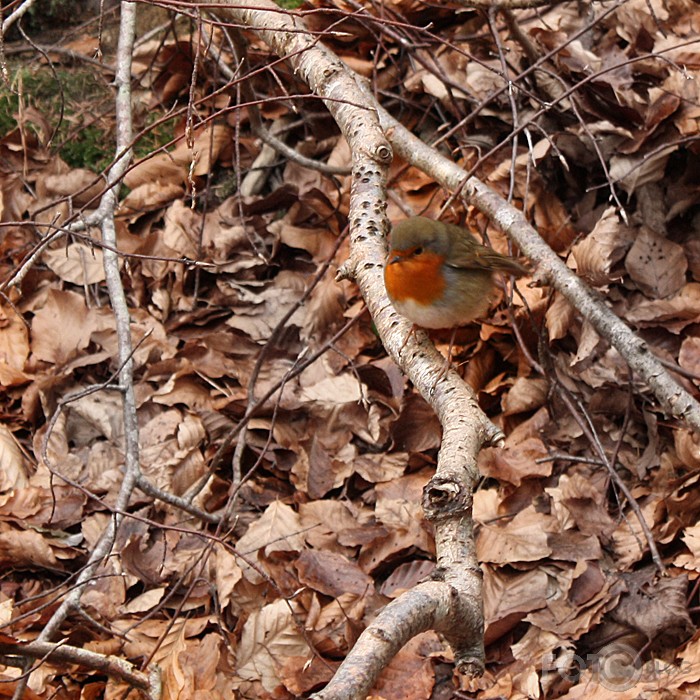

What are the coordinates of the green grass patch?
(134, 113, 177, 161)
(0, 63, 177, 173)
(0, 63, 114, 171)
(0, 92, 17, 136)
(59, 125, 114, 172)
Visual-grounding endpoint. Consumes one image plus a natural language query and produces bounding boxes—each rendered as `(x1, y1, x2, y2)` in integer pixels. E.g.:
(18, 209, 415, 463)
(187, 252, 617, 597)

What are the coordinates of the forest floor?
(1, 0, 700, 698)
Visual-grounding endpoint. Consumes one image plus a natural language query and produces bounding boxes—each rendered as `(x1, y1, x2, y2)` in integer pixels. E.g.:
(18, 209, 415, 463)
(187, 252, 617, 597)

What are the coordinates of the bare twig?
(488, 6, 520, 205)
(201, 309, 364, 502)
(135, 474, 220, 523)
(0, 638, 159, 696)
(218, 24, 351, 177)
(536, 345, 666, 573)
(40, 0, 141, 635)
(19, 3, 160, 697)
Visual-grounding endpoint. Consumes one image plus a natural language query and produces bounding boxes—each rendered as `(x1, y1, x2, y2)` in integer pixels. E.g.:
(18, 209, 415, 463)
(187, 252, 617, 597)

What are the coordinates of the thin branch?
(0, 639, 159, 696)
(135, 474, 220, 523)
(378, 104, 700, 436)
(537, 345, 666, 573)
(1, 0, 36, 35)
(200, 309, 364, 501)
(27, 4, 156, 696)
(217, 23, 351, 177)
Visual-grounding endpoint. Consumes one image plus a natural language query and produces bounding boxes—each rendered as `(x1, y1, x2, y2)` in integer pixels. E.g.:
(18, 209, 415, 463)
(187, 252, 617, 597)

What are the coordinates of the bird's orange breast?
(384, 252, 446, 305)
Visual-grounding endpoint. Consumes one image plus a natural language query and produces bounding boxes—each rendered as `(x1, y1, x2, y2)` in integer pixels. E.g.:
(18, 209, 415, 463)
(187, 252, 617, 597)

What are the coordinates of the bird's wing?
(445, 225, 528, 276)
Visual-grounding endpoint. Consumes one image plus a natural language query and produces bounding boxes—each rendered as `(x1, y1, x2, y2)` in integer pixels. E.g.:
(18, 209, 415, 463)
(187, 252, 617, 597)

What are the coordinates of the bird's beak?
(387, 255, 400, 265)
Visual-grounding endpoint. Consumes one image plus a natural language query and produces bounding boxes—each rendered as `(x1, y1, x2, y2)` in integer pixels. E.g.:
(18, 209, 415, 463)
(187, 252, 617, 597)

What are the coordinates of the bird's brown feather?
(442, 222, 528, 276)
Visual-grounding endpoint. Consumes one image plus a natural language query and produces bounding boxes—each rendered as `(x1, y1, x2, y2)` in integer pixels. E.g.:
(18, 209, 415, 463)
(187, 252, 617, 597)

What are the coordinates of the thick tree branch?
(205, 7, 700, 695)
(200, 0, 493, 694)
(377, 106, 700, 436)
(311, 581, 482, 699)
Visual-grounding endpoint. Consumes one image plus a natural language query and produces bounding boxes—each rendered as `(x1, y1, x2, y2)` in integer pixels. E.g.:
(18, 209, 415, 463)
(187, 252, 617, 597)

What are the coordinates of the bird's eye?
(413, 246, 424, 256)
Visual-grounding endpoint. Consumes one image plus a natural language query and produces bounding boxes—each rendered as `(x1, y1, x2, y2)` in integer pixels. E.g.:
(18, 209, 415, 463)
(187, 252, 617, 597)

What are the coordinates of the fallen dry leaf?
(235, 598, 309, 693)
(625, 227, 688, 298)
(2, 4, 700, 699)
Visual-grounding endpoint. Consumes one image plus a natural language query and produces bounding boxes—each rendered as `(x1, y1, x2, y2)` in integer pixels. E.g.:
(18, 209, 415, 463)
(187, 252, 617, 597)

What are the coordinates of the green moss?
(134, 114, 177, 160)
(0, 64, 113, 171)
(0, 92, 18, 136)
(0, 60, 183, 175)
(59, 125, 113, 171)
(211, 170, 239, 201)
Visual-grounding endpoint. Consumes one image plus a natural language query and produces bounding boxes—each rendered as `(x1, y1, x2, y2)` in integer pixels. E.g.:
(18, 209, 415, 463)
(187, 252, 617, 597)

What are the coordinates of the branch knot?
(423, 476, 473, 521)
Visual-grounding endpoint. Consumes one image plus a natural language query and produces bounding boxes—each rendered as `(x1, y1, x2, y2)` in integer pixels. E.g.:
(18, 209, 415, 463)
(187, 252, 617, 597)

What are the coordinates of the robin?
(384, 216, 528, 329)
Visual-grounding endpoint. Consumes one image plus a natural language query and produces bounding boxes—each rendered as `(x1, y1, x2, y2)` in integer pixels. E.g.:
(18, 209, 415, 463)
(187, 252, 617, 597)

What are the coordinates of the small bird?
(384, 216, 528, 329)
